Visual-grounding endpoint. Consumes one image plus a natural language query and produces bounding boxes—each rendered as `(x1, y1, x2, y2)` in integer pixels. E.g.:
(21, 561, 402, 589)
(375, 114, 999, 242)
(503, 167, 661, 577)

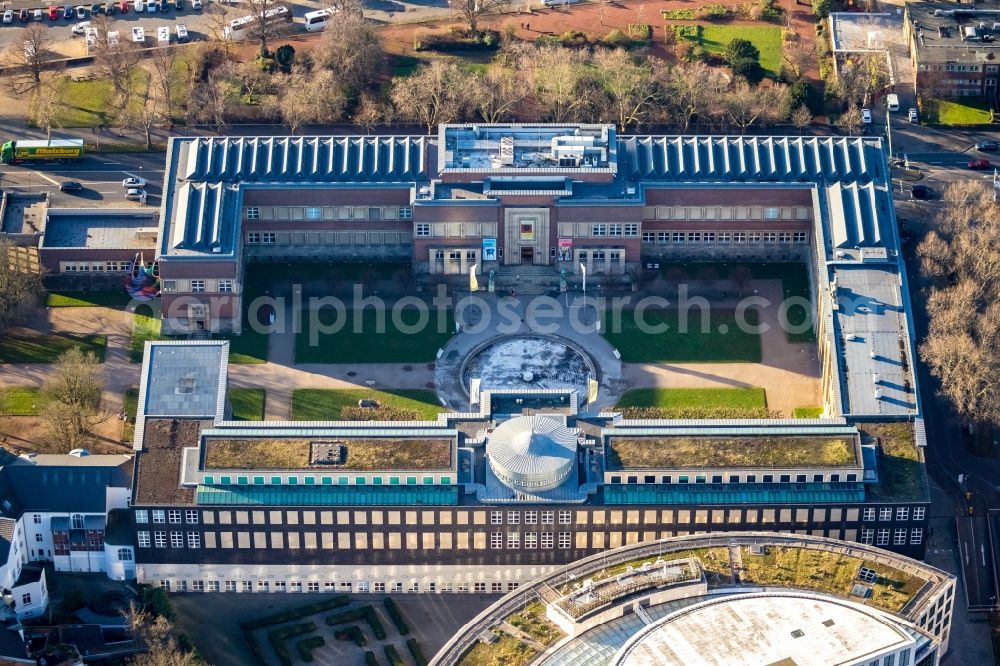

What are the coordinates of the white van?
(303, 8, 333, 32)
(134, 0, 144, 12)
(886, 94, 900, 112)
(175, 24, 189, 42)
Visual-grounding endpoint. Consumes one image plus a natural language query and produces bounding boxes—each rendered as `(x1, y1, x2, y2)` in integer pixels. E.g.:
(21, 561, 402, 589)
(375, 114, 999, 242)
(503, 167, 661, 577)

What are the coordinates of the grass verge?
(46, 291, 132, 308)
(793, 406, 824, 418)
(290, 389, 442, 421)
(0, 333, 106, 363)
(122, 387, 139, 443)
(459, 634, 536, 666)
(674, 24, 783, 78)
(924, 97, 993, 125)
(130, 312, 167, 363)
(0, 388, 43, 416)
(230, 388, 265, 421)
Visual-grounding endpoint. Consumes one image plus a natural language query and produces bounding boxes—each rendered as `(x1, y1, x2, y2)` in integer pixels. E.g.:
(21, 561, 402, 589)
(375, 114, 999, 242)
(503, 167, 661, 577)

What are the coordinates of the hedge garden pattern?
(239, 596, 425, 665)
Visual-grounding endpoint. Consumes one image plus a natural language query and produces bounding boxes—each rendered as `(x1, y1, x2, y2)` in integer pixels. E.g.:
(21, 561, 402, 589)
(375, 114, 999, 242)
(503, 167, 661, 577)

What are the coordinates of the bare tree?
(90, 16, 142, 114)
(454, 0, 507, 35)
(243, 0, 287, 55)
(29, 73, 65, 139)
(40, 348, 110, 451)
(468, 62, 525, 123)
(323, 0, 364, 15)
(275, 66, 347, 134)
(661, 61, 728, 132)
(5, 24, 55, 97)
(149, 47, 180, 127)
(124, 605, 204, 666)
(353, 93, 388, 134)
(791, 104, 813, 130)
(0, 239, 44, 333)
(837, 52, 890, 107)
(391, 61, 467, 132)
(593, 49, 661, 130)
(527, 46, 591, 123)
(204, 1, 237, 50)
(719, 80, 789, 133)
(312, 12, 383, 93)
(917, 180, 1000, 426)
(836, 103, 863, 135)
(782, 36, 816, 81)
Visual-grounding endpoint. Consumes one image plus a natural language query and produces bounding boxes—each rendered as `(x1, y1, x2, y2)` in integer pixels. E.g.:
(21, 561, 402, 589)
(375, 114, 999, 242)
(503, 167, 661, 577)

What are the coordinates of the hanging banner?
(558, 238, 573, 261)
(482, 238, 497, 262)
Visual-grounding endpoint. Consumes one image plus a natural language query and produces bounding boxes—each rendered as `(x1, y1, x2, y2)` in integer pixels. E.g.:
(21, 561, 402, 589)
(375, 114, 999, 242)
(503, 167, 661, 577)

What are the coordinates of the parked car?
(861, 108, 872, 124)
(59, 181, 83, 193)
(75, 5, 87, 18)
(33, 8, 43, 20)
(18, 8, 29, 21)
(191, 0, 201, 9)
(968, 158, 991, 169)
(48, 6, 59, 20)
(174, 0, 183, 8)
(175, 23, 188, 42)
(1, 9, 11, 23)
(63, 4, 74, 18)
(125, 187, 147, 202)
(146, 0, 157, 13)
(158, 0, 169, 11)
(90, 2, 101, 13)
(119, 0, 129, 11)
(977, 140, 999, 152)
(105, 1, 116, 13)
(911, 185, 934, 200)
(122, 176, 147, 189)
(72, 20, 90, 34)
(134, 0, 144, 11)
(908, 108, 918, 123)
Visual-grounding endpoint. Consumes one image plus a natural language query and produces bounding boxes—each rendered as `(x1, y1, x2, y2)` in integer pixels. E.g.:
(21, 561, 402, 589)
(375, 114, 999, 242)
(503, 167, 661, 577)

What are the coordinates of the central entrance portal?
(504, 208, 550, 266)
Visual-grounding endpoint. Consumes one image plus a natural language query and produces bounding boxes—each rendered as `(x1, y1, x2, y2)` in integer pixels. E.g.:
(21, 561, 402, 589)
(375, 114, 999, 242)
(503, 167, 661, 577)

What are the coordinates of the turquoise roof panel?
(603, 482, 866, 505)
(196, 484, 459, 506)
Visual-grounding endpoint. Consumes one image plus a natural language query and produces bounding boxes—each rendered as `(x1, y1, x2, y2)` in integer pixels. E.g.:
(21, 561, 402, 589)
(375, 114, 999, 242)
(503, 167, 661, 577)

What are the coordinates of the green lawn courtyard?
(290, 389, 443, 422)
(616, 388, 770, 418)
(45, 291, 133, 308)
(0, 333, 107, 363)
(122, 387, 139, 442)
(129, 312, 167, 363)
(295, 307, 454, 363)
(0, 388, 44, 416)
(924, 97, 994, 125)
(674, 24, 783, 78)
(230, 388, 266, 421)
(604, 308, 762, 363)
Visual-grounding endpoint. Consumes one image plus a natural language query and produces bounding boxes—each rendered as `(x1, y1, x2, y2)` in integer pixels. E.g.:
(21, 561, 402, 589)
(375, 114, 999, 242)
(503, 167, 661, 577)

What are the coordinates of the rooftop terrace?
(42, 210, 159, 249)
(438, 124, 616, 174)
(605, 435, 859, 470)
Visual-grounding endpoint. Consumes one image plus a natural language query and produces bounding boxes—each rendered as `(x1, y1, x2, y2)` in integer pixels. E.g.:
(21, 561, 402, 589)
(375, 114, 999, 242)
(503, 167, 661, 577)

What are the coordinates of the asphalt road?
(0, 150, 164, 206)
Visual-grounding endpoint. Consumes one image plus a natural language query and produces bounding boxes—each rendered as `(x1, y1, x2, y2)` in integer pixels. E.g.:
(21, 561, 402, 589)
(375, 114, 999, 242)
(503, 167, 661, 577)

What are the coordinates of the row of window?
(160, 580, 519, 594)
(490, 510, 573, 525)
(862, 507, 926, 522)
(199, 474, 450, 487)
(489, 532, 570, 549)
(640, 231, 809, 245)
(642, 206, 811, 222)
(860, 528, 923, 546)
(244, 206, 412, 221)
(139, 532, 201, 548)
(137, 509, 200, 524)
(609, 473, 860, 485)
(161, 279, 233, 294)
(60, 261, 142, 274)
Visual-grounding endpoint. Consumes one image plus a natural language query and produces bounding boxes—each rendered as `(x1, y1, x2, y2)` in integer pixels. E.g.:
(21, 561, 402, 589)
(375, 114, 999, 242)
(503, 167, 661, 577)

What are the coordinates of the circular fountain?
(461, 335, 595, 399)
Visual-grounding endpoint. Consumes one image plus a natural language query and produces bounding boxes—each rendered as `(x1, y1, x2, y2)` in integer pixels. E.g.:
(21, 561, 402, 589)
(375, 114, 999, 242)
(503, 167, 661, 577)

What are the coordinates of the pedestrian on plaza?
(525, 22, 530, 30)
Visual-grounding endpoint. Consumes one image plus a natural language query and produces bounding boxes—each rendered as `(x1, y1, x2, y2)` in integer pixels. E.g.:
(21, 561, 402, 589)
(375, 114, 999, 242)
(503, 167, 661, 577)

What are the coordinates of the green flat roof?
(604, 483, 866, 505)
(606, 436, 859, 470)
(196, 484, 459, 506)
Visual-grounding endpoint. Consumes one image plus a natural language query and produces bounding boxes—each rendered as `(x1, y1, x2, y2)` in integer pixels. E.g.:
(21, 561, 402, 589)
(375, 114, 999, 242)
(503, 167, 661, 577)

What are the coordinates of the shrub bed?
(383, 598, 410, 636)
(297, 636, 325, 662)
(334, 625, 367, 647)
(384, 645, 406, 666)
(628, 24, 652, 43)
(620, 406, 782, 419)
(415, 28, 500, 52)
(325, 605, 386, 640)
(240, 596, 349, 666)
(407, 638, 428, 666)
(268, 622, 316, 666)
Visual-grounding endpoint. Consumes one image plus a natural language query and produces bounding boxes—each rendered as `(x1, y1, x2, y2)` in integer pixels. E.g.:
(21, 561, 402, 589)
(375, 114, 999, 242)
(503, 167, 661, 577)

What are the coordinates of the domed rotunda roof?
(486, 415, 578, 492)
